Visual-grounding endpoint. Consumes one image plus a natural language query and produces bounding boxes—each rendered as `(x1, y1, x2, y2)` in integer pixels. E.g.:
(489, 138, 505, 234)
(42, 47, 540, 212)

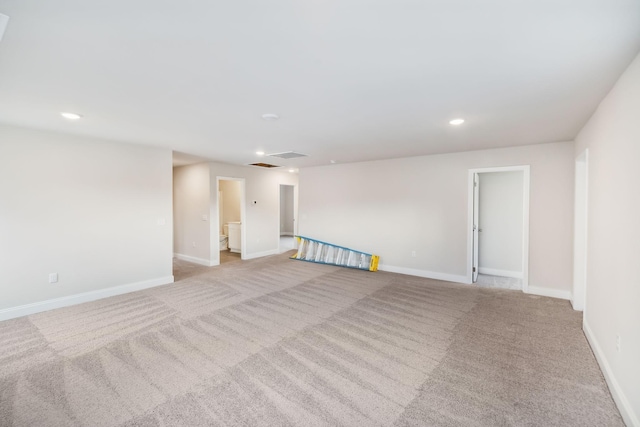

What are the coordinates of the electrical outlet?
(411, 251, 416, 257)
(49, 273, 58, 283)
(616, 334, 621, 352)
(192, 241, 196, 248)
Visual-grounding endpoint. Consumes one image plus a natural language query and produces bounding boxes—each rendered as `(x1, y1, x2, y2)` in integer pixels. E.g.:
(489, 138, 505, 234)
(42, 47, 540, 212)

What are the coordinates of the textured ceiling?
(0, 0, 639, 168)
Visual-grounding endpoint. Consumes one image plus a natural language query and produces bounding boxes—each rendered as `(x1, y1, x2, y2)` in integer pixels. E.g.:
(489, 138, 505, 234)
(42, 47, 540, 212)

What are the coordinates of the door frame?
(215, 176, 247, 263)
(277, 183, 298, 253)
(466, 165, 530, 292)
(472, 172, 480, 282)
(572, 149, 589, 311)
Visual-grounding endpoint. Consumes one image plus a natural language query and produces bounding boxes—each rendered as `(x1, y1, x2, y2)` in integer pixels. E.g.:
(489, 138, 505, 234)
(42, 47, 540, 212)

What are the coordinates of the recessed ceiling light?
(330, 160, 337, 164)
(288, 169, 296, 173)
(61, 112, 83, 120)
(449, 118, 465, 125)
(256, 151, 265, 156)
(262, 113, 279, 121)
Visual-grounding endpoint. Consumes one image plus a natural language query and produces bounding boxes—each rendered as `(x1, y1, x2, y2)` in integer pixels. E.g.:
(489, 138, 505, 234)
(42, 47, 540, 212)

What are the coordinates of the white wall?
(478, 171, 523, 276)
(219, 179, 241, 227)
(299, 141, 574, 294)
(0, 125, 173, 318)
(173, 163, 212, 265)
(280, 185, 295, 235)
(173, 162, 298, 265)
(575, 52, 640, 427)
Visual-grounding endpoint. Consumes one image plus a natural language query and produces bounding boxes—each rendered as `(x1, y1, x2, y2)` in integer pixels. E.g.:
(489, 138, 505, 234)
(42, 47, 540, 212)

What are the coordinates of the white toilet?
(220, 224, 229, 251)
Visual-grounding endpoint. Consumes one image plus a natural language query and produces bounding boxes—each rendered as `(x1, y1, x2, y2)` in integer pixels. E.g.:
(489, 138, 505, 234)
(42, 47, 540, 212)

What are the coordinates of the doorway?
(217, 177, 245, 264)
(468, 166, 530, 292)
(572, 149, 589, 311)
(279, 184, 296, 253)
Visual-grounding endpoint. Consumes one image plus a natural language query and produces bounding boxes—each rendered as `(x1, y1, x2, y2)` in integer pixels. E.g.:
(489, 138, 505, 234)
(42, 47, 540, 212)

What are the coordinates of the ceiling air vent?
(250, 162, 280, 168)
(268, 151, 308, 160)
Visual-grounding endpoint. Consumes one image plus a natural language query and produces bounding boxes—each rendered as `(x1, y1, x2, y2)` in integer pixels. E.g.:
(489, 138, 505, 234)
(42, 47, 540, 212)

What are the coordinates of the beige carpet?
(0, 253, 623, 426)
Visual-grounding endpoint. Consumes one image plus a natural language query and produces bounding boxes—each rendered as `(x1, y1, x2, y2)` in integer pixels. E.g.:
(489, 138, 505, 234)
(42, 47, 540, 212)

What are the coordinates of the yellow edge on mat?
(369, 255, 380, 272)
(291, 236, 302, 259)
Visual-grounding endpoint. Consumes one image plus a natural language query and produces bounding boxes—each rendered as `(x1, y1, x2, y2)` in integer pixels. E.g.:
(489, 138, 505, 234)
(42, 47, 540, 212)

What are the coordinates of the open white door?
(472, 173, 480, 283)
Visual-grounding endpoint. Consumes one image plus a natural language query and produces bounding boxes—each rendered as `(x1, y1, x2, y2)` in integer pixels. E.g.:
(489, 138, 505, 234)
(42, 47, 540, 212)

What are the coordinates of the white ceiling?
(0, 0, 639, 168)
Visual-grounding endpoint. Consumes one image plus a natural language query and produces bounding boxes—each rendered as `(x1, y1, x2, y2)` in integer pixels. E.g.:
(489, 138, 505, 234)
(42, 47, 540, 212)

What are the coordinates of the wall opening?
(279, 184, 296, 253)
(468, 166, 530, 292)
(216, 177, 245, 264)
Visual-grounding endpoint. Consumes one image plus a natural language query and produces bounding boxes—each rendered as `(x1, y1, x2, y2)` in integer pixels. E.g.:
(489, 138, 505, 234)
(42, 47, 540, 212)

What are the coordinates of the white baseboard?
(570, 295, 584, 312)
(174, 253, 214, 266)
(378, 264, 468, 284)
(280, 232, 294, 236)
(478, 267, 523, 279)
(377, 265, 570, 300)
(0, 275, 174, 322)
(584, 320, 639, 427)
(243, 249, 279, 260)
(525, 286, 571, 300)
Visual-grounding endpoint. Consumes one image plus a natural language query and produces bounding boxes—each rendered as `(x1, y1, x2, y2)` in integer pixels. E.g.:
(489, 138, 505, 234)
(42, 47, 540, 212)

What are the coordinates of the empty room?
(0, 1, 639, 426)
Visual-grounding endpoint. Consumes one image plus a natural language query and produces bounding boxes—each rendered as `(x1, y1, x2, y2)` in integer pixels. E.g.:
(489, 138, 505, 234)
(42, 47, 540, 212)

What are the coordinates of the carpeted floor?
(0, 252, 623, 426)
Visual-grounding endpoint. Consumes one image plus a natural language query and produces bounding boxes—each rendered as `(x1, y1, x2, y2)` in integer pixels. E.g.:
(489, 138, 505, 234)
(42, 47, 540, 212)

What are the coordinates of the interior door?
(472, 173, 480, 283)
